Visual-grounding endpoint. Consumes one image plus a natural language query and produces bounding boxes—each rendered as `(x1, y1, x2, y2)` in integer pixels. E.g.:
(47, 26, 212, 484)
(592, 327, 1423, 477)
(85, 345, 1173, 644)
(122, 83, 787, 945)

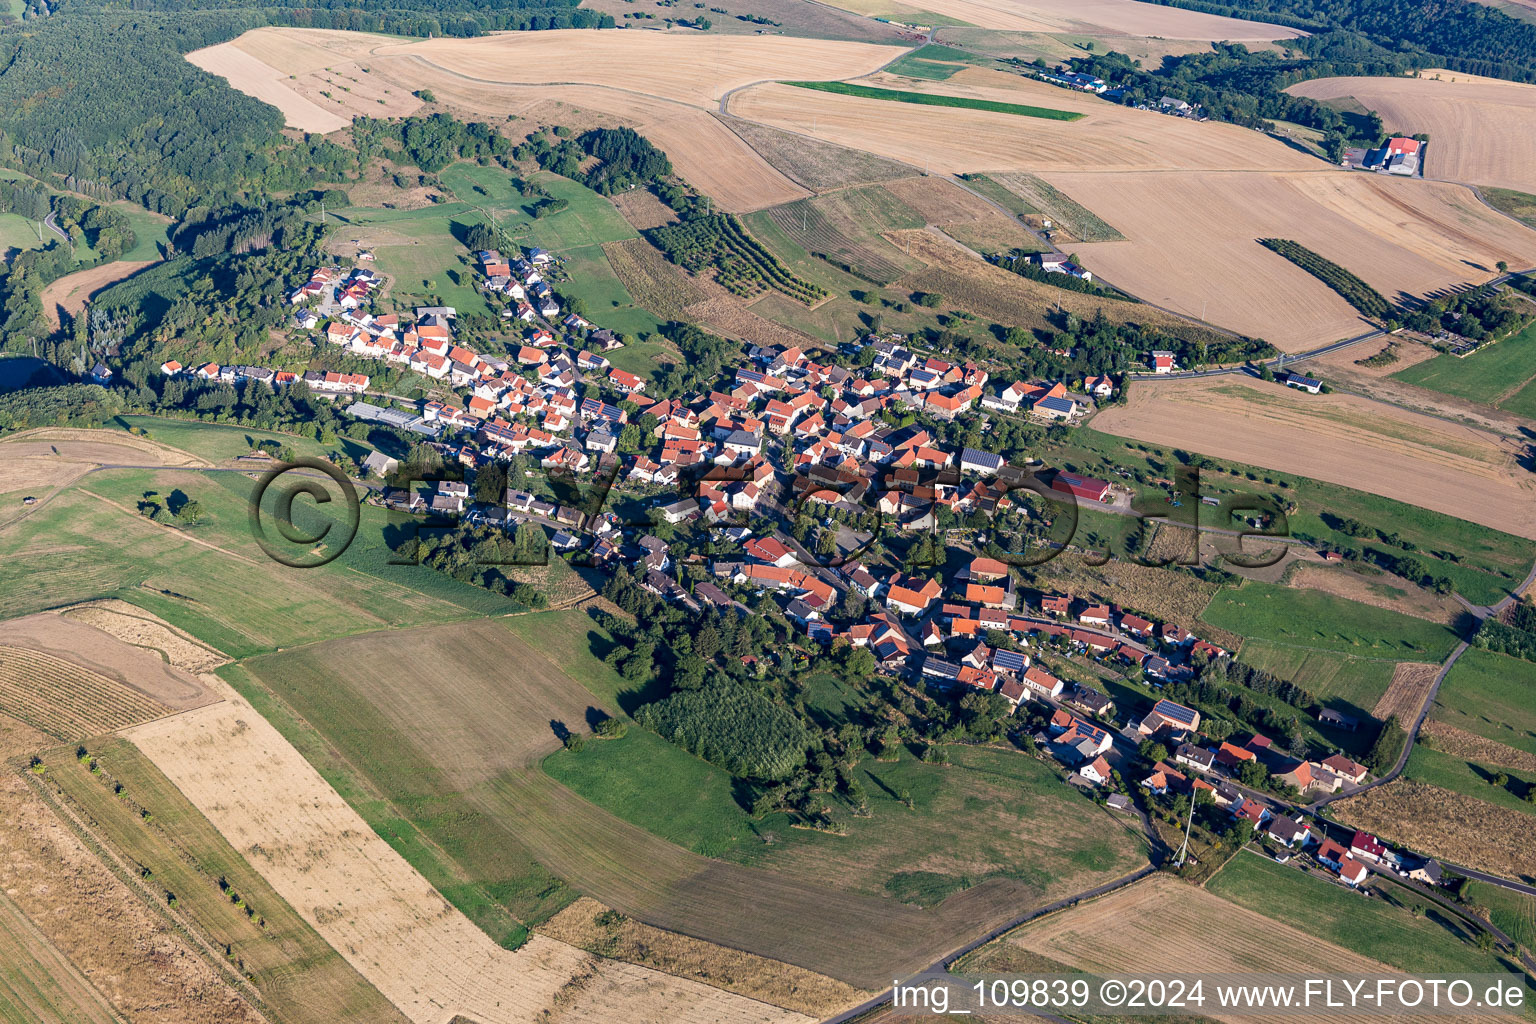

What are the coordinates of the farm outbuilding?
(1051, 471, 1111, 503)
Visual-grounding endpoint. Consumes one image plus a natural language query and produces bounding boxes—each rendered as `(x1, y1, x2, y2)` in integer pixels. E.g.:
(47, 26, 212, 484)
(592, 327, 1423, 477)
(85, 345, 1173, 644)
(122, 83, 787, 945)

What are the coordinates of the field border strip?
(15, 757, 279, 1022)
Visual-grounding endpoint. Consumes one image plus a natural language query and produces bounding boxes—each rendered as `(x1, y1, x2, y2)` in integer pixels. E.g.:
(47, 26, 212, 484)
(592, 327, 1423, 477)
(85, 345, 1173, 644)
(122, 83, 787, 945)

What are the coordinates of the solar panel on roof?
(993, 649, 1027, 671)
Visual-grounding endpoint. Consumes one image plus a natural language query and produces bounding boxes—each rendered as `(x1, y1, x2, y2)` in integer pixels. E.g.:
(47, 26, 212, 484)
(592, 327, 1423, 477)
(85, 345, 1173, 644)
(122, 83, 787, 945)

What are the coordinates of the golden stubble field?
(1005, 873, 1505, 1024)
(1372, 662, 1442, 722)
(824, 0, 1302, 38)
(729, 68, 1321, 175)
(1289, 71, 1536, 193)
(1041, 169, 1536, 350)
(201, 26, 901, 211)
(188, 40, 353, 133)
(1091, 377, 1536, 539)
(195, 29, 1536, 346)
(124, 684, 808, 1024)
(369, 30, 899, 108)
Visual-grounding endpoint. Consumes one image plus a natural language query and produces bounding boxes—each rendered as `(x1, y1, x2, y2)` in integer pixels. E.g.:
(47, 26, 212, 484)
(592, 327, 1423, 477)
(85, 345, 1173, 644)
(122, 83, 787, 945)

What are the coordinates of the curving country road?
(1308, 554, 1536, 815)
(41, 211, 70, 245)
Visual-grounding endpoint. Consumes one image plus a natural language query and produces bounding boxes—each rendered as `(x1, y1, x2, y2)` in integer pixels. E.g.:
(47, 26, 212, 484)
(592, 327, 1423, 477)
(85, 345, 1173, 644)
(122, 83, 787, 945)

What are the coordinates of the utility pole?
(1174, 794, 1197, 868)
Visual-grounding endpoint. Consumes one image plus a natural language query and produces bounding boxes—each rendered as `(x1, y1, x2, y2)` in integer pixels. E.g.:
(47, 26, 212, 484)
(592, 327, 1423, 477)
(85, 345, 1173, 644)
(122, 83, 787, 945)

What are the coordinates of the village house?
(1065, 685, 1113, 718)
(1036, 252, 1093, 282)
(1141, 760, 1187, 796)
(1040, 594, 1071, 617)
(1174, 743, 1216, 774)
(1321, 754, 1368, 785)
(1077, 604, 1111, 627)
(1084, 374, 1113, 399)
(1215, 741, 1256, 772)
(887, 574, 943, 616)
(1138, 699, 1201, 736)
(1349, 831, 1387, 863)
(1022, 665, 1064, 699)
(1078, 755, 1112, 786)
(1266, 815, 1312, 848)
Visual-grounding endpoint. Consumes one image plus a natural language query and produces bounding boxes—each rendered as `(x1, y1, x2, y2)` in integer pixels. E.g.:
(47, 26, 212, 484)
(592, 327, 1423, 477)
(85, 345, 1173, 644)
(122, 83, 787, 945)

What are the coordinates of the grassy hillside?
(1391, 321, 1536, 408)
(1209, 851, 1527, 981)
(1430, 647, 1536, 758)
(1201, 581, 1462, 662)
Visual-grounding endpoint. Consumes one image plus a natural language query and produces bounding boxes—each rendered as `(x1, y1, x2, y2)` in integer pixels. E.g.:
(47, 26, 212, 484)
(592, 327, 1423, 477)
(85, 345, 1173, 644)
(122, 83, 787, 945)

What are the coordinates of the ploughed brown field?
(1289, 71, 1536, 193)
(3, 611, 215, 713)
(1091, 377, 1536, 539)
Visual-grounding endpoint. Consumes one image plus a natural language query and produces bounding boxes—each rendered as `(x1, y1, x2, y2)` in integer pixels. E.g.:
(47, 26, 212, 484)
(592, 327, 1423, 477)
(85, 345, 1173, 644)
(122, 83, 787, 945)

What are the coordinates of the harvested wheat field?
(0, 886, 122, 1024)
(39, 260, 157, 330)
(204, 27, 892, 210)
(0, 425, 209, 468)
(226, 24, 383, 75)
(355, 27, 900, 209)
(3, 611, 214, 710)
(1306, 335, 1439, 378)
(126, 691, 806, 1024)
(888, 228, 1207, 337)
(1042, 170, 1536, 348)
(1007, 874, 1449, 1024)
(1093, 378, 1536, 538)
(1335, 780, 1536, 883)
(828, 0, 1302, 39)
(728, 73, 1318, 176)
(0, 770, 267, 1024)
(1421, 720, 1536, 772)
(715, 114, 919, 192)
(368, 73, 808, 212)
(685, 294, 831, 351)
(611, 189, 679, 231)
(295, 63, 424, 123)
(1290, 71, 1536, 192)
(244, 621, 1144, 989)
(538, 897, 865, 1017)
(1372, 662, 1442, 722)
(879, 175, 1036, 252)
(370, 30, 899, 109)
(188, 41, 350, 133)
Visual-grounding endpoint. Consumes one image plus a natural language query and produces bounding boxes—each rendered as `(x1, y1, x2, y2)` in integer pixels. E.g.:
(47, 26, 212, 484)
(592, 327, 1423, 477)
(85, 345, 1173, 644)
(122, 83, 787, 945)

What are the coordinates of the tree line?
(1138, 0, 1536, 83)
